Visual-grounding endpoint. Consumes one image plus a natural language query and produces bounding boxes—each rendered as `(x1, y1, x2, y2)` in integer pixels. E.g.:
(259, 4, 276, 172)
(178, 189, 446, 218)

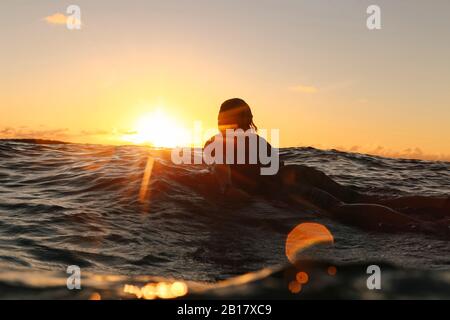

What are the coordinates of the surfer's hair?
(218, 98, 257, 132)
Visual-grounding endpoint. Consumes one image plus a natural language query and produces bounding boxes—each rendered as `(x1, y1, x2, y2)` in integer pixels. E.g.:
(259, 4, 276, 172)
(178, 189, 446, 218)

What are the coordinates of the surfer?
(204, 98, 449, 236)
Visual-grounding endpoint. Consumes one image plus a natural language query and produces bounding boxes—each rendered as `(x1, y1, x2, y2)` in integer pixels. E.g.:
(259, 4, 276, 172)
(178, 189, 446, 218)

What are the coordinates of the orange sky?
(1, 1, 449, 161)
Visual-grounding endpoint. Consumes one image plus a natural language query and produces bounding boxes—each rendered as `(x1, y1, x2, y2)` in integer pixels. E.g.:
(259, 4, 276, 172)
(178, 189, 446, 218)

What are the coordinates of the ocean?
(0, 139, 449, 299)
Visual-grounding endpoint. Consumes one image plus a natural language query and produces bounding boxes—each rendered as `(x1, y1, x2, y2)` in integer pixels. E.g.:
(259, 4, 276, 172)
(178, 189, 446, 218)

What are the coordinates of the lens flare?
(139, 155, 154, 204)
(285, 222, 334, 263)
(295, 271, 309, 284)
(327, 266, 337, 276)
(123, 281, 188, 300)
(89, 292, 102, 300)
(288, 280, 302, 294)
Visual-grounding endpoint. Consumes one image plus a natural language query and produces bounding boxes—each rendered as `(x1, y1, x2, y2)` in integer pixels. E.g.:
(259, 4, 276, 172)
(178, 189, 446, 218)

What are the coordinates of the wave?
(0, 139, 449, 298)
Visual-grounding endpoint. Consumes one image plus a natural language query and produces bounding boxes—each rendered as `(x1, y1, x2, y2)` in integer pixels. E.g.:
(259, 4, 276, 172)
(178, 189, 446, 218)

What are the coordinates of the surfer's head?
(218, 98, 257, 133)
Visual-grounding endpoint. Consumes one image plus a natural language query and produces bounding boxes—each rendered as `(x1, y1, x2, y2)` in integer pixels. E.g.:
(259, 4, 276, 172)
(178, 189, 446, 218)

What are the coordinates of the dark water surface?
(0, 140, 449, 298)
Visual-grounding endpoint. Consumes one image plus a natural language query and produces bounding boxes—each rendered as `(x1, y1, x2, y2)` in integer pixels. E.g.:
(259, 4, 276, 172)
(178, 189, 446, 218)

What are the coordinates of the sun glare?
(123, 110, 191, 148)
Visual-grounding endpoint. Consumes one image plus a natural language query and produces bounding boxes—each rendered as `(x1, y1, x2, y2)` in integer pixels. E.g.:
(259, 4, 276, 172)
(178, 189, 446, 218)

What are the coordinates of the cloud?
(0, 127, 124, 144)
(43, 13, 68, 25)
(79, 130, 112, 136)
(289, 84, 318, 94)
(330, 144, 450, 162)
(0, 127, 70, 141)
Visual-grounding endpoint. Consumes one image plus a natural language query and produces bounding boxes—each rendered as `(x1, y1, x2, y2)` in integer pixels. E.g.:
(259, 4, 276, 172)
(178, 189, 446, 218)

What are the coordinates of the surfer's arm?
(210, 164, 251, 201)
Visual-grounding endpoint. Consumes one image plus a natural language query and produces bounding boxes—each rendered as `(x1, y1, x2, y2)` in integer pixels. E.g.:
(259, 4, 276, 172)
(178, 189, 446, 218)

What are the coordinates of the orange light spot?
(288, 280, 302, 294)
(285, 223, 334, 263)
(296, 271, 309, 284)
(156, 282, 172, 299)
(123, 284, 143, 299)
(327, 266, 337, 276)
(89, 292, 101, 300)
(142, 284, 157, 300)
(170, 281, 188, 297)
(123, 281, 188, 300)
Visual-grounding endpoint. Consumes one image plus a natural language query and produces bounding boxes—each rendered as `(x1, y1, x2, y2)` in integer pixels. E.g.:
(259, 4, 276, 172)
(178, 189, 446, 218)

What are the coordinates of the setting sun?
(123, 110, 191, 148)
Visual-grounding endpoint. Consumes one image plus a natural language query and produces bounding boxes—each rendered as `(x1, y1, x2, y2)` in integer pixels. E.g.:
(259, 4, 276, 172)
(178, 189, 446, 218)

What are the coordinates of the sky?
(1, 0, 449, 160)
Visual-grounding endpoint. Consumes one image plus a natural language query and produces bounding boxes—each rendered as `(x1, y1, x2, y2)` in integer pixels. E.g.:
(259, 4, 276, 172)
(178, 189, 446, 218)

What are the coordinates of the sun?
(123, 110, 191, 148)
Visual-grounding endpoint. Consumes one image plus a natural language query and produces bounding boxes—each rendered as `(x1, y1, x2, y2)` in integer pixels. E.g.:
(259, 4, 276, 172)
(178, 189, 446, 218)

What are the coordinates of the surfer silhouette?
(203, 98, 450, 237)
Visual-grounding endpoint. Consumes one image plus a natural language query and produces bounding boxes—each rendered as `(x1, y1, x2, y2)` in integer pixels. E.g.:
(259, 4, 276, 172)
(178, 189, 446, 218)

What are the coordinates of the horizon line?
(1, 138, 449, 164)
